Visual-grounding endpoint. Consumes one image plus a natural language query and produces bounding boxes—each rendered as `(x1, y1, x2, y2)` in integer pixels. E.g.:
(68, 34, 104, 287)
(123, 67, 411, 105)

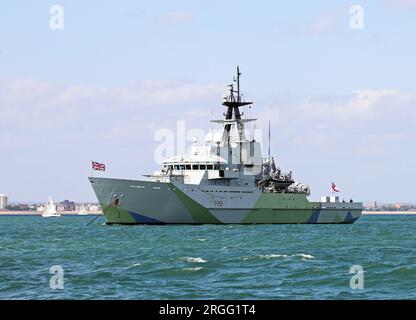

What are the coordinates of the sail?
(44, 196, 57, 214)
(78, 204, 87, 215)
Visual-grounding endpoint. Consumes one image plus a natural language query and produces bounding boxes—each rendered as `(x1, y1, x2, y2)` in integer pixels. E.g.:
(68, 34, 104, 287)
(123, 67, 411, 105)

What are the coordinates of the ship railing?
(143, 173, 189, 183)
(319, 202, 363, 209)
(169, 172, 191, 184)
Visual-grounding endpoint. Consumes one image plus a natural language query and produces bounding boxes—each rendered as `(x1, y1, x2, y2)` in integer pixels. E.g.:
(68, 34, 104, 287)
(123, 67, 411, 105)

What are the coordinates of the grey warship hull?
(89, 177, 362, 224)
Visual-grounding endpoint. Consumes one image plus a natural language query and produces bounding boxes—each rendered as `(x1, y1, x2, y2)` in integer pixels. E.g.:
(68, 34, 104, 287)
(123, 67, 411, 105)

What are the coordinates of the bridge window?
(174, 165, 179, 170)
(200, 165, 206, 170)
(186, 165, 191, 170)
(192, 164, 198, 170)
(207, 165, 213, 170)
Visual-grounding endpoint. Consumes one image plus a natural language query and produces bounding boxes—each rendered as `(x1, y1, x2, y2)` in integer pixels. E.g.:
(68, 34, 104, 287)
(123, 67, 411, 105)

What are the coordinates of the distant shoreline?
(363, 211, 416, 215)
(1, 210, 416, 216)
(0, 210, 101, 216)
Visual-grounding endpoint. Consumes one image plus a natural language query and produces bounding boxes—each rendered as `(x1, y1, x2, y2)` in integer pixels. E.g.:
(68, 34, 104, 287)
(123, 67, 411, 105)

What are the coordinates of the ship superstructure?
(89, 68, 362, 224)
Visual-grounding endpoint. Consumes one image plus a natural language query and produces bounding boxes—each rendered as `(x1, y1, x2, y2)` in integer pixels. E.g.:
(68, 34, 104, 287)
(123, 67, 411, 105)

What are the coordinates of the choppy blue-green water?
(0, 215, 415, 299)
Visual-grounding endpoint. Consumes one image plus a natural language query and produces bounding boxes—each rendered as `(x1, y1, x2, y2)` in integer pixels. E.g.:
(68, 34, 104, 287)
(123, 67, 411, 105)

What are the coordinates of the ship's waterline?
(90, 67, 362, 224)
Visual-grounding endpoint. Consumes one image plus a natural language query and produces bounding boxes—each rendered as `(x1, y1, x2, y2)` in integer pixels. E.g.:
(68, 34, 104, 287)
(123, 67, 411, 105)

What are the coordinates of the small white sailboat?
(42, 196, 61, 218)
(78, 203, 88, 215)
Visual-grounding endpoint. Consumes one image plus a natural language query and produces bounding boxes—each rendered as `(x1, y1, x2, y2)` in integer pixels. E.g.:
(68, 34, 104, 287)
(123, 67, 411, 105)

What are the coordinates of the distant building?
(369, 201, 377, 209)
(88, 204, 102, 212)
(0, 194, 8, 209)
(19, 204, 29, 210)
(59, 200, 76, 211)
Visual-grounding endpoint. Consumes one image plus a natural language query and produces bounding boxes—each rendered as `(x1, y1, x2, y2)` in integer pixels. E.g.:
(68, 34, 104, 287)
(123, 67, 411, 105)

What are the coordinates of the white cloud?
(301, 89, 400, 121)
(277, 6, 347, 36)
(155, 11, 193, 25)
(0, 78, 223, 133)
(384, 0, 416, 9)
(309, 12, 338, 34)
(253, 89, 416, 154)
(110, 82, 222, 107)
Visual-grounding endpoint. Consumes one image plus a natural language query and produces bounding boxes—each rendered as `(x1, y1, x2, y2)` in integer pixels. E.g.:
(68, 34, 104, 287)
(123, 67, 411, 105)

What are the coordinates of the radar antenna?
(221, 66, 253, 139)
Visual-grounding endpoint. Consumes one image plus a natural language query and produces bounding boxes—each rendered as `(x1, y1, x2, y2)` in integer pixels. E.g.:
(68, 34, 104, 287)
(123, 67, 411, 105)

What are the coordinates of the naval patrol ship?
(89, 68, 362, 224)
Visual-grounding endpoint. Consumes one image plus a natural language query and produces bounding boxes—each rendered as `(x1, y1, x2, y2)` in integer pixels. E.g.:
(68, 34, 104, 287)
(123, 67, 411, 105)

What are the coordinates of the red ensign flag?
(331, 182, 340, 192)
(92, 161, 105, 171)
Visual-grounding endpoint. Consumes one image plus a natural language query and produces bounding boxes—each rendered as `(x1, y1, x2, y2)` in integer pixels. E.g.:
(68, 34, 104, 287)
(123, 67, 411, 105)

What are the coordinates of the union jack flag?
(92, 161, 105, 171)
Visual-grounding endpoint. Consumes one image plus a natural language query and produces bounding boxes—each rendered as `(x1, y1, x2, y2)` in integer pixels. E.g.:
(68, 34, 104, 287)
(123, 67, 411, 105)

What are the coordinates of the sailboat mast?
(268, 118, 271, 158)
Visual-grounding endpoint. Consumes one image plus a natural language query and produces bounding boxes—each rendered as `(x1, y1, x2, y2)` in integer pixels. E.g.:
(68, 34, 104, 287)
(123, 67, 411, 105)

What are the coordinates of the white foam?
(259, 254, 288, 259)
(130, 262, 142, 267)
(197, 238, 207, 242)
(243, 253, 315, 261)
(295, 253, 315, 260)
(184, 257, 207, 263)
(242, 254, 287, 261)
(183, 267, 203, 272)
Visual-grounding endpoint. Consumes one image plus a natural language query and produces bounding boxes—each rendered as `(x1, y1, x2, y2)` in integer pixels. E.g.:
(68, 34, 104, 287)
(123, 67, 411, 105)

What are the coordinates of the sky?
(1, 0, 415, 203)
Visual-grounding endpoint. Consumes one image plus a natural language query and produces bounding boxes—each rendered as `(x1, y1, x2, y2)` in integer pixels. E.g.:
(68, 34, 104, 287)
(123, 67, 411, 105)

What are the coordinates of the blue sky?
(1, 0, 415, 203)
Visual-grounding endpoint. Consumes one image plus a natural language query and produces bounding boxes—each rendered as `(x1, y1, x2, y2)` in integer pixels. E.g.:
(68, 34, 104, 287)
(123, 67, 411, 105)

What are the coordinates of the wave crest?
(182, 267, 204, 272)
(183, 257, 207, 263)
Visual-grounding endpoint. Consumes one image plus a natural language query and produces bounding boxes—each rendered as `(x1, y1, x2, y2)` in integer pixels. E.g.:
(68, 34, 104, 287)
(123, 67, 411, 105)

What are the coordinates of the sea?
(0, 215, 415, 300)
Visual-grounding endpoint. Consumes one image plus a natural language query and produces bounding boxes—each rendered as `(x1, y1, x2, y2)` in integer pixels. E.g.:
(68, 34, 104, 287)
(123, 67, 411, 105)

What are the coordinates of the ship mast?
(209, 67, 257, 168)
(221, 66, 253, 144)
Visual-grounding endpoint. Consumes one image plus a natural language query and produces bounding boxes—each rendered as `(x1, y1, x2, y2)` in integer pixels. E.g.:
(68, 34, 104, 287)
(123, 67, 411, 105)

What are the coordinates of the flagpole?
(268, 105, 271, 158)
